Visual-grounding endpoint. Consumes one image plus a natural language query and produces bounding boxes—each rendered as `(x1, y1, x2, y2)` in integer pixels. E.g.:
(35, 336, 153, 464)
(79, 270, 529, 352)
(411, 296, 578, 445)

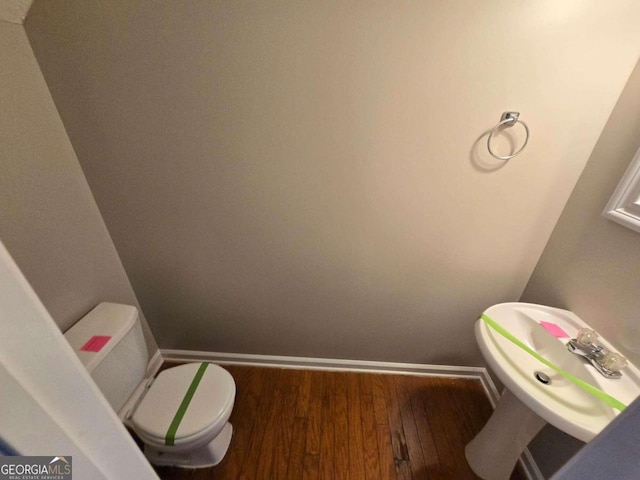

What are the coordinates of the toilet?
(64, 302, 235, 468)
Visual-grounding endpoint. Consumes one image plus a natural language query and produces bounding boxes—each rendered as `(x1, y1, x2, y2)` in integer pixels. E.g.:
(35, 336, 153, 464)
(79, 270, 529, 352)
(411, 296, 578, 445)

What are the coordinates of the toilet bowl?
(129, 362, 235, 467)
(64, 303, 236, 468)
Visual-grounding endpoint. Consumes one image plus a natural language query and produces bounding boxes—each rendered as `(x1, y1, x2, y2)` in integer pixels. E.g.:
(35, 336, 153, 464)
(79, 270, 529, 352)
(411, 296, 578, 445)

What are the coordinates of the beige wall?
(522, 60, 640, 368)
(0, 20, 157, 355)
(24, 1, 640, 365)
(521, 54, 640, 480)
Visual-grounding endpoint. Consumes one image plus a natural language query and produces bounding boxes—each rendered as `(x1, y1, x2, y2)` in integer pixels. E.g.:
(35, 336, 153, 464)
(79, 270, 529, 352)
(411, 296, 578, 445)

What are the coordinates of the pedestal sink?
(465, 303, 640, 480)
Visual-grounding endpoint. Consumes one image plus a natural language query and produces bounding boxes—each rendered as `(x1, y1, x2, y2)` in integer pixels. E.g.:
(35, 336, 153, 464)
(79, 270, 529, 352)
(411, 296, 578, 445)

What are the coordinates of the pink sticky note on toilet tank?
(539, 321, 570, 338)
(80, 335, 112, 352)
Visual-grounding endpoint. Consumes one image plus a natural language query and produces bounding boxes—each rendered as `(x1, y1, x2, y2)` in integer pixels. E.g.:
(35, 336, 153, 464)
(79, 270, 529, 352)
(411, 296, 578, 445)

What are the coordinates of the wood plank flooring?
(153, 365, 527, 480)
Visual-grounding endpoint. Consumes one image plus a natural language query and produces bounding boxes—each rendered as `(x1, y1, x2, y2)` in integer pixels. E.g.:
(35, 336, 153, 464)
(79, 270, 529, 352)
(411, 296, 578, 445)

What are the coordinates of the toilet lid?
(131, 363, 235, 446)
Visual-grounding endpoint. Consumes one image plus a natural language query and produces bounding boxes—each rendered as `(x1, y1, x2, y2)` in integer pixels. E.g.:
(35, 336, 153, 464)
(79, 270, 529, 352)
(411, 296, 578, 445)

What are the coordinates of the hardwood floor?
(153, 365, 527, 480)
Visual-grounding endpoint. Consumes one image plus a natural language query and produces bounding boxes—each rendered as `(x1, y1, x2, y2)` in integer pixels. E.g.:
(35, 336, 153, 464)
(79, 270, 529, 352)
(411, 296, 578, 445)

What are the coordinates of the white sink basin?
(476, 302, 640, 442)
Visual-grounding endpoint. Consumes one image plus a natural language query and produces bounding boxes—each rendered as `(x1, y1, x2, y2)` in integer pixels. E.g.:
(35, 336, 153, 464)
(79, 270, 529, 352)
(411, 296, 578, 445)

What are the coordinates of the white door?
(0, 240, 158, 479)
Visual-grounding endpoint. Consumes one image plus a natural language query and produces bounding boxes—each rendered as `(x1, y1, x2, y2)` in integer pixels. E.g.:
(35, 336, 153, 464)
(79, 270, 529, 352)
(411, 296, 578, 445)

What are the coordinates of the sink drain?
(534, 371, 551, 385)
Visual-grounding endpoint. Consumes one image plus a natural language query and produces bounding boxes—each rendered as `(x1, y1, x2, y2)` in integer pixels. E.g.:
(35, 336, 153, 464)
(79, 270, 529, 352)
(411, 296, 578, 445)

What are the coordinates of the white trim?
(521, 449, 545, 480)
(161, 348, 542, 480)
(161, 349, 504, 417)
(603, 145, 640, 233)
(162, 348, 486, 378)
(146, 348, 164, 378)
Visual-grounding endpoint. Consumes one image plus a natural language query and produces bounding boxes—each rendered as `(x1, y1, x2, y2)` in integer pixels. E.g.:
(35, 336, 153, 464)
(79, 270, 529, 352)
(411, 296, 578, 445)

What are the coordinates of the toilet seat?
(130, 363, 235, 452)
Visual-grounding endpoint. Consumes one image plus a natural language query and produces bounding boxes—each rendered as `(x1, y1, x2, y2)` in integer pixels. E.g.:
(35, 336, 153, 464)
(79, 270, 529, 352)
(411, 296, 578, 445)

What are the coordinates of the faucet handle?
(602, 352, 628, 373)
(576, 328, 598, 346)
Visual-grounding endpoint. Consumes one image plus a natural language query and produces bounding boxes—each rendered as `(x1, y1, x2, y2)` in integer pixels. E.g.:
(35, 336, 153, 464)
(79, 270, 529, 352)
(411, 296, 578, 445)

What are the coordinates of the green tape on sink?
(480, 313, 626, 412)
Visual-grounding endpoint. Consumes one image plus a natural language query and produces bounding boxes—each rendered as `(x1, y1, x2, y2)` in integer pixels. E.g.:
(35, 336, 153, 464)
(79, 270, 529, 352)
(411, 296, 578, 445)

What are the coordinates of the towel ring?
(487, 112, 529, 161)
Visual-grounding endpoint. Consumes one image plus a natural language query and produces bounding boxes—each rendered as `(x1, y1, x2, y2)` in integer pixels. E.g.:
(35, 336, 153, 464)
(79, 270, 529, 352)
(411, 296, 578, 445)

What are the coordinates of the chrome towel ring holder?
(487, 112, 530, 161)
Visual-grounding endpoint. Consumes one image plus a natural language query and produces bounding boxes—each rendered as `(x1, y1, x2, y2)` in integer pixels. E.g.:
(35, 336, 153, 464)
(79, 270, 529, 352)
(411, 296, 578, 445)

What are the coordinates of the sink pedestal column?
(465, 389, 546, 480)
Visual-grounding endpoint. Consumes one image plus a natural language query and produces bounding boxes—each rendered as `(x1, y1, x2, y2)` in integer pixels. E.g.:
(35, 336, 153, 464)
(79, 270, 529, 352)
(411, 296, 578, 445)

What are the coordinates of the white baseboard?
(159, 348, 543, 480)
(521, 449, 546, 480)
(163, 348, 485, 376)
(146, 348, 164, 377)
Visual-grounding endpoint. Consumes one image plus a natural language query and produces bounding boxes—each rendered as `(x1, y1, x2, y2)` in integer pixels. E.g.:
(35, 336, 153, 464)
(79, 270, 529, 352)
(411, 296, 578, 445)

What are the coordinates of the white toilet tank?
(64, 303, 149, 412)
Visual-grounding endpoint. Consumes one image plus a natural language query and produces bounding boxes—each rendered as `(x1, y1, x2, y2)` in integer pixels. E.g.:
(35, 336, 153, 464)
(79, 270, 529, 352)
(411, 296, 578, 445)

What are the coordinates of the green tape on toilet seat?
(165, 362, 210, 446)
(480, 314, 626, 412)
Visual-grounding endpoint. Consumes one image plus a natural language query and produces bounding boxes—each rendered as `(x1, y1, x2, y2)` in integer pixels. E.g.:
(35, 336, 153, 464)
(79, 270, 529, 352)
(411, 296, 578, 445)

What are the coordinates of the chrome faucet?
(566, 328, 627, 379)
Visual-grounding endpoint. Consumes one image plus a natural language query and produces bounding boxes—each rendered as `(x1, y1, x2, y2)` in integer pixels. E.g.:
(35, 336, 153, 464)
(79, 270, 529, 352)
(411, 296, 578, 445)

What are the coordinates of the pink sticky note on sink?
(539, 321, 570, 338)
(80, 335, 112, 352)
